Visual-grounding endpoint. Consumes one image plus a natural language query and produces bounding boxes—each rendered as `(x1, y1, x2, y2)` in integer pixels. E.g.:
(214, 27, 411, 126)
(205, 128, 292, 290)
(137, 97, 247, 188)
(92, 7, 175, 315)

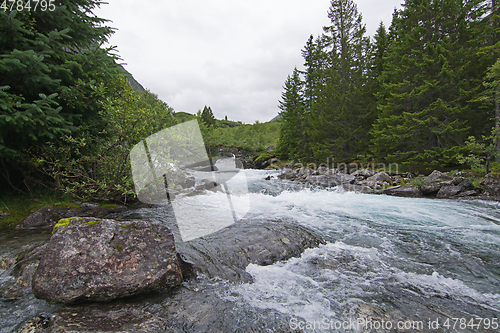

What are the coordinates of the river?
(1, 168, 499, 332)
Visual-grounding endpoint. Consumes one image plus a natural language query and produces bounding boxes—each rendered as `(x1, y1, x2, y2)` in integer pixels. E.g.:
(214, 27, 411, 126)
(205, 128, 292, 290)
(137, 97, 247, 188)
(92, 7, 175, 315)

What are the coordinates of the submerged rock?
(177, 219, 325, 282)
(32, 218, 183, 303)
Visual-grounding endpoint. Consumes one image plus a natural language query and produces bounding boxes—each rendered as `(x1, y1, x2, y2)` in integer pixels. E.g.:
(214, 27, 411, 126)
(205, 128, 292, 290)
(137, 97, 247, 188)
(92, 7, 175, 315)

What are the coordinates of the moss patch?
(115, 244, 123, 253)
(84, 219, 101, 227)
(121, 222, 137, 229)
(52, 217, 82, 233)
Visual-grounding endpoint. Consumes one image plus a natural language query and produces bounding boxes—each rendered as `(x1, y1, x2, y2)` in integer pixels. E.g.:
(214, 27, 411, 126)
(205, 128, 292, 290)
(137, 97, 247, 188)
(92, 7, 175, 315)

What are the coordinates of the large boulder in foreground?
(32, 218, 183, 304)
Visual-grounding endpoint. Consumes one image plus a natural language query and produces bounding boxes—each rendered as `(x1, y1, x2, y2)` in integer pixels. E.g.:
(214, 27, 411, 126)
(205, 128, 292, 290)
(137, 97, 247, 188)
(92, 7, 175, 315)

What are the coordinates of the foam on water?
(222, 170, 500, 331)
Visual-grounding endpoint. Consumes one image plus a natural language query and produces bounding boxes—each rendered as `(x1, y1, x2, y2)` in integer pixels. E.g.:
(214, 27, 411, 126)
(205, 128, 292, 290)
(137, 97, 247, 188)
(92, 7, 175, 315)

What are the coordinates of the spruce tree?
(276, 68, 307, 160)
(308, 0, 371, 162)
(0, 0, 118, 190)
(370, 0, 487, 170)
(201, 106, 216, 128)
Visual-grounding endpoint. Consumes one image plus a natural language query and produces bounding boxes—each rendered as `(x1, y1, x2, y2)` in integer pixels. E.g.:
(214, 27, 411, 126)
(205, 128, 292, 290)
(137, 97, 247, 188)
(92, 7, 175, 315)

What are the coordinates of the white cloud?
(94, 0, 402, 123)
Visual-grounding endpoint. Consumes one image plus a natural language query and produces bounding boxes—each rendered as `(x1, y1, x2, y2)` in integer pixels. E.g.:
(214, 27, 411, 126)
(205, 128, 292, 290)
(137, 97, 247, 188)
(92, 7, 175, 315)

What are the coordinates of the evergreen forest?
(276, 0, 500, 173)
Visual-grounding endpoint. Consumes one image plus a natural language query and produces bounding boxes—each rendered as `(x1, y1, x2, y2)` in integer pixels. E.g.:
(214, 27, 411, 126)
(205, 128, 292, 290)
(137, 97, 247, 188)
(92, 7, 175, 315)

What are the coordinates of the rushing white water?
(222, 169, 500, 332)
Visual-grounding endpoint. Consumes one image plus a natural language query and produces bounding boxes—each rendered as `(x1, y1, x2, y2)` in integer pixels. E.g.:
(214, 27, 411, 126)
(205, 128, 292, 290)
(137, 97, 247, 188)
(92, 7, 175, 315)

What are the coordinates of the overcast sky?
(94, 0, 403, 124)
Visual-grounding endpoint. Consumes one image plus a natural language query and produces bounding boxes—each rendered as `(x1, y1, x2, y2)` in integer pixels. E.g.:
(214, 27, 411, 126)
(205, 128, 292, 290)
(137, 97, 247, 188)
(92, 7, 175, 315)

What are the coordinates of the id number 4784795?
(1, 0, 56, 12)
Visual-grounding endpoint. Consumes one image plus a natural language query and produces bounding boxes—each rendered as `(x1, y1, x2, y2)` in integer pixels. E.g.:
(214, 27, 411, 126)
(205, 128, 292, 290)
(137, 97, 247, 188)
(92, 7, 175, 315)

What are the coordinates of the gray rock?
(15, 206, 126, 230)
(437, 185, 463, 198)
(47, 304, 173, 333)
(32, 218, 183, 303)
(178, 219, 325, 282)
(277, 170, 296, 180)
(358, 171, 393, 189)
(457, 190, 478, 197)
(424, 170, 452, 183)
(317, 166, 331, 175)
(351, 168, 376, 179)
(480, 174, 500, 196)
(334, 173, 356, 184)
(421, 182, 446, 195)
(369, 172, 393, 183)
(381, 185, 422, 198)
(341, 184, 375, 194)
(0, 211, 11, 219)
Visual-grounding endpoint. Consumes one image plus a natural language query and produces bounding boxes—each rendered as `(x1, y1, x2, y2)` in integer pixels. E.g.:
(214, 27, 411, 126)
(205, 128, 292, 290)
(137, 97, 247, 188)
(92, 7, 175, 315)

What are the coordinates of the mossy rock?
(52, 217, 101, 233)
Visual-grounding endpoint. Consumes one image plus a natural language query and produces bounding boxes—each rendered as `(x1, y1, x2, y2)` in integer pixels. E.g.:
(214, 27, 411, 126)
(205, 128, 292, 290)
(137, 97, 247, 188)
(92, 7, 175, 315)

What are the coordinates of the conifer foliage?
(277, 0, 499, 169)
(0, 0, 118, 190)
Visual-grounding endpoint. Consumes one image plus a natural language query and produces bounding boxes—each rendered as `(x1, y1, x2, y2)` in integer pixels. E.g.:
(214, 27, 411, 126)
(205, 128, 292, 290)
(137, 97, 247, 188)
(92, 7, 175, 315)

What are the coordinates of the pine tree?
(307, 0, 371, 161)
(276, 68, 307, 160)
(200, 106, 216, 128)
(370, 0, 487, 170)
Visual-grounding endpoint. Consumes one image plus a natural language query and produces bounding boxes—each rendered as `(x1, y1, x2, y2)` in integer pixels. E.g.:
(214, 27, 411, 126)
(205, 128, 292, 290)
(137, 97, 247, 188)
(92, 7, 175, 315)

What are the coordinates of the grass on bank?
(0, 191, 78, 230)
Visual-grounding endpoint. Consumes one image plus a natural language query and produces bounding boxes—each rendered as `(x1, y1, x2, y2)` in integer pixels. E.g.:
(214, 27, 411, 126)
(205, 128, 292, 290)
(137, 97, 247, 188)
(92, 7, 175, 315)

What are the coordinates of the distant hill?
(174, 111, 197, 123)
(118, 65, 145, 92)
(270, 114, 281, 122)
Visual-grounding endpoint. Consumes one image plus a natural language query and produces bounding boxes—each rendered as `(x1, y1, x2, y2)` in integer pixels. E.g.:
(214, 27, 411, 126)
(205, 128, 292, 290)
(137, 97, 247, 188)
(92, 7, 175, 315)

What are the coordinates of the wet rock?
(15, 206, 126, 230)
(457, 190, 478, 197)
(341, 184, 375, 194)
(480, 173, 500, 196)
(32, 218, 183, 303)
(0, 211, 11, 219)
(359, 172, 393, 189)
(351, 168, 375, 179)
(47, 304, 173, 333)
(0, 243, 48, 299)
(17, 315, 50, 333)
(424, 170, 452, 183)
(0, 255, 15, 269)
(317, 166, 331, 175)
(177, 219, 325, 282)
(436, 185, 463, 198)
(420, 182, 446, 195)
(368, 171, 393, 183)
(381, 185, 422, 198)
(277, 168, 297, 180)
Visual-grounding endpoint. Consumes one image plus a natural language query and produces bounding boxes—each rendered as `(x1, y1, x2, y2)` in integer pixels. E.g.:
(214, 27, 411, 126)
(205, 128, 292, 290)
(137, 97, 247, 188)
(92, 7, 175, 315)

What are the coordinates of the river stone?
(436, 185, 463, 198)
(32, 218, 183, 303)
(480, 173, 500, 196)
(381, 185, 422, 197)
(177, 219, 325, 282)
(424, 170, 452, 183)
(351, 168, 375, 179)
(15, 206, 126, 230)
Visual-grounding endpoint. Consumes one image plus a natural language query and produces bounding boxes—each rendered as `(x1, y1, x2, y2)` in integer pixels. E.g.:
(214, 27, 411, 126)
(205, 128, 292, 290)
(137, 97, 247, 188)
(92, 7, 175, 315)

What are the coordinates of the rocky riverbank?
(275, 167, 500, 200)
(1, 204, 323, 332)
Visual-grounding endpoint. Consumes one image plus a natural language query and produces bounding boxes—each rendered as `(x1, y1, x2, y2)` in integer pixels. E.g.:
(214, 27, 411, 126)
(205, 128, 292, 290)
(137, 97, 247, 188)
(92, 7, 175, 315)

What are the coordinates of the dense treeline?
(0, 1, 176, 202)
(277, 0, 500, 172)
